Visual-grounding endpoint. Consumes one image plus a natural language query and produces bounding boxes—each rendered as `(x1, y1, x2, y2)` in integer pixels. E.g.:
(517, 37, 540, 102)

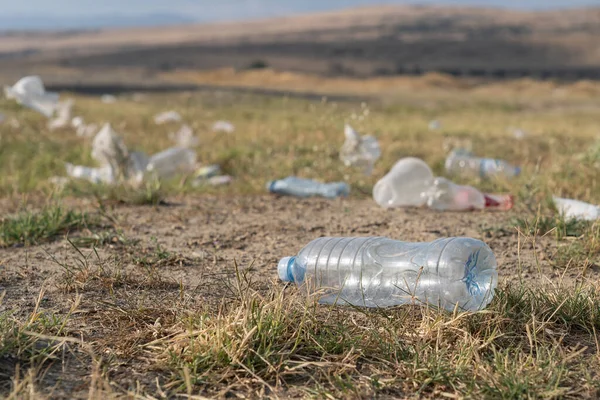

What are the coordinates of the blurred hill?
(1, 5, 600, 85)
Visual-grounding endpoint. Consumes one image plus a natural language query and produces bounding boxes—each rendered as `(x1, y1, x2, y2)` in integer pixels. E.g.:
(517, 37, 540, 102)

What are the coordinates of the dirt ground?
(0, 194, 597, 397)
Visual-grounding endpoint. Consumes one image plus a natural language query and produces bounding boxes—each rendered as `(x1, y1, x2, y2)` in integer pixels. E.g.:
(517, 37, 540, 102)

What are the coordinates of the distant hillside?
(1, 5, 600, 83)
(0, 13, 195, 31)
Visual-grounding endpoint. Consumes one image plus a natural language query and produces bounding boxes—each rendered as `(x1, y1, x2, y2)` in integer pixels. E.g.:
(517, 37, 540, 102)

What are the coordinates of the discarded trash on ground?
(373, 157, 513, 211)
(553, 196, 600, 221)
(101, 94, 117, 104)
(339, 124, 381, 175)
(192, 165, 232, 187)
(71, 116, 99, 138)
(0, 112, 4, 124)
(268, 176, 350, 199)
(429, 119, 442, 131)
(212, 120, 235, 133)
(48, 99, 74, 130)
(169, 124, 199, 148)
(278, 236, 497, 311)
(146, 147, 196, 180)
(154, 110, 182, 125)
(3, 76, 59, 118)
(63, 124, 198, 186)
(445, 149, 521, 179)
(509, 127, 527, 140)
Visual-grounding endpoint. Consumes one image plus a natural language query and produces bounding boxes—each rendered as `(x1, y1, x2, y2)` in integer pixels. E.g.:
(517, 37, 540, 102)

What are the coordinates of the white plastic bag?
(154, 110, 182, 125)
(4, 76, 59, 118)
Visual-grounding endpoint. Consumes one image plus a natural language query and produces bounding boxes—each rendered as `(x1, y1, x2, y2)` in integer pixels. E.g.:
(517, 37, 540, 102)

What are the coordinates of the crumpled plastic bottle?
(339, 124, 381, 175)
(373, 157, 513, 211)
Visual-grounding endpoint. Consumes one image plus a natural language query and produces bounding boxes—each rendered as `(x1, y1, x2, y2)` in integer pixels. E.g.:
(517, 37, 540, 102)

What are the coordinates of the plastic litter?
(192, 165, 232, 187)
(4, 76, 59, 118)
(195, 164, 222, 180)
(212, 120, 235, 134)
(445, 150, 521, 180)
(48, 99, 74, 130)
(278, 236, 498, 311)
(91, 123, 130, 179)
(65, 163, 115, 185)
(268, 176, 350, 199)
(101, 94, 117, 104)
(553, 197, 600, 221)
(154, 111, 182, 125)
(373, 157, 513, 211)
(339, 124, 381, 175)
(146, 147, 197, 180)
(429, 119, 442, 131)
(207, 175, 233, 186)
(169, 124, 199, 148)
(71, 116, 98, 138)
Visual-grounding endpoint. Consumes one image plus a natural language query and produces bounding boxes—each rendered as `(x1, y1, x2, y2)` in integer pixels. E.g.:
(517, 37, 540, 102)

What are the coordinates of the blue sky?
(5, 0, 600, 19)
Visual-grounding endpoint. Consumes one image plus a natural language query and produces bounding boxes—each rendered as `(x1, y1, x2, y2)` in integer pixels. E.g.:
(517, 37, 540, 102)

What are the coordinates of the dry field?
(1, 72, 600, 398)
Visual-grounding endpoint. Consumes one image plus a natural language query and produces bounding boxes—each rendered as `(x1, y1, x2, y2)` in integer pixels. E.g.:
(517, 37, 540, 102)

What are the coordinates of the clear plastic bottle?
(445, 151, 521, 179)
(279, 237, 497, 311)
(146, 147, 197, 179)
(268, 177, 350, 199)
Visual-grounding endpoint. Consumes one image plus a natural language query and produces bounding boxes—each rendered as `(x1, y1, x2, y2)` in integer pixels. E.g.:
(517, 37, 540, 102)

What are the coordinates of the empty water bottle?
(278, 236, 498, 311)
(146, 147, 196, 179)
(268, 176, 350, 199)
(553, 196, 600, 221)
(445, 151, 520, 179)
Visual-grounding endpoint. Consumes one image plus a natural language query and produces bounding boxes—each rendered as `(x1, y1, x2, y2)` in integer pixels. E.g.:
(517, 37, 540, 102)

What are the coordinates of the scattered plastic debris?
(278, 236, 497, 311)
(339, 124, 381, 175)
(64, 124, 197, 186)
(553, 197, 600, 221)
(146, 147, 196, 180)
(212, 120, 235, 134)
(48, 99, 74, 130)
(268, 176, 350, 199)
(207, 175, 233, 186)
(192, 165, 232, 187)
(445, 150, 521, 179)
(91, 123, 130, 178)
(66, 163, 115, 185)
(373, 157, 513, 211)
(429, 119, 442, 131)
(101, 94, 117, 104)
(71, 116, 98, 138)
(169, 124, 199, 148)
(509, 127, 527, 140)
(195, 165, 221, 179)
(3, 76, 59, 118)
(154, 111, 182, 125)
